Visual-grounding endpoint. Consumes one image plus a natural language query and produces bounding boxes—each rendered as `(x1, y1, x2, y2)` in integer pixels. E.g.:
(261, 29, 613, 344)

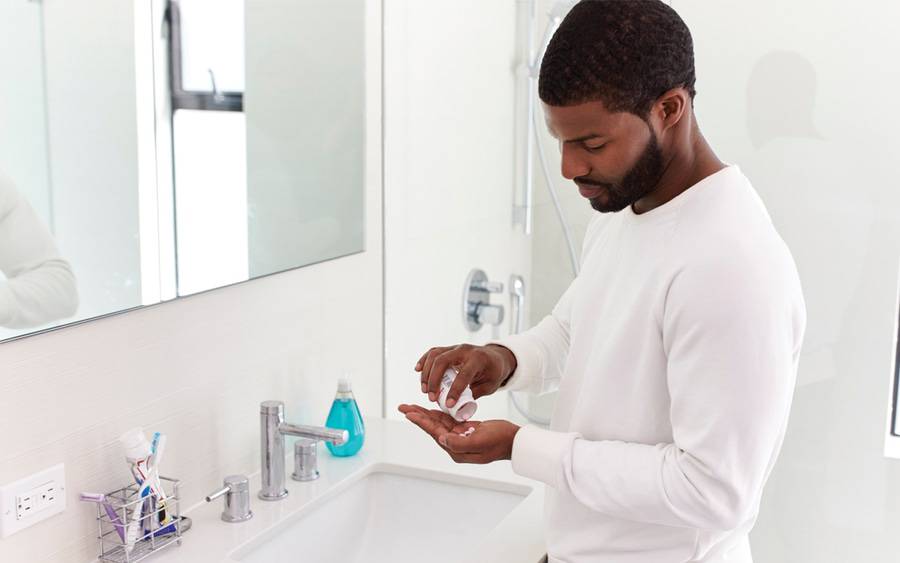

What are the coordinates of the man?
(398, 1, 806, 562)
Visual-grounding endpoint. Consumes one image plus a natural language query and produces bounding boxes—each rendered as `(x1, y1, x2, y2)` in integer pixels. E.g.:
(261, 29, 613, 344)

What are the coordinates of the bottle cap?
(119, 427, 151, 461)
(338, 378, 352, 392)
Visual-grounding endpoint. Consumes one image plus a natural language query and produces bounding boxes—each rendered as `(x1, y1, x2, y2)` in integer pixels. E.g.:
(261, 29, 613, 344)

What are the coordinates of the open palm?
(397, 404, 518, 464)
(397, 404, 477, 445)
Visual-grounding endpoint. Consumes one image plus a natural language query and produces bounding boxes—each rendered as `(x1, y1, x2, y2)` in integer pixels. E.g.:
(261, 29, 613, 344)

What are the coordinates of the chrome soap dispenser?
(324, 378, 365, 456)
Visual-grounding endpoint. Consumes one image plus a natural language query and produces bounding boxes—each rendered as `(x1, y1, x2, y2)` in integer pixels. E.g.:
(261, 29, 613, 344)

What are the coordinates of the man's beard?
(583, 133, 665, 213)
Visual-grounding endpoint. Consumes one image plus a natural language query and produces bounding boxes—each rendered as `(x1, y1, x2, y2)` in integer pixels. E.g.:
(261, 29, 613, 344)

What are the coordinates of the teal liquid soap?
(325, 379, 365, 457)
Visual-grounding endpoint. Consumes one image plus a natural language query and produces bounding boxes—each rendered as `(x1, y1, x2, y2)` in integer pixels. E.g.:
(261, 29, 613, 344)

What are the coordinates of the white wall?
(383, 0, 533, 422)
(669, 1, 900, 560)
(0, 4, 383, 563)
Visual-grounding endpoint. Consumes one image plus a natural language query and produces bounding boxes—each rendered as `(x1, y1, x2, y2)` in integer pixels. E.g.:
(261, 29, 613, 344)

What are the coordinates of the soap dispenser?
(325, 377, 365, 456)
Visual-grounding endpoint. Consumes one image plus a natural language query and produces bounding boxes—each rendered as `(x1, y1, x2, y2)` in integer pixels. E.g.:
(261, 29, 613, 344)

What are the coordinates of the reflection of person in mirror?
(0, 171, 78, 328)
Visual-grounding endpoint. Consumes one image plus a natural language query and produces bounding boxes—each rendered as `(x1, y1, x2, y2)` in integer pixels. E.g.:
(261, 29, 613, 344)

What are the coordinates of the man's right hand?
(415, 343, 517, 409)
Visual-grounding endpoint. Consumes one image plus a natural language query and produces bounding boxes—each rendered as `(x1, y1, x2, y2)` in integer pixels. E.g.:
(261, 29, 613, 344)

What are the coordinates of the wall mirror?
(0, 0, 366, 342)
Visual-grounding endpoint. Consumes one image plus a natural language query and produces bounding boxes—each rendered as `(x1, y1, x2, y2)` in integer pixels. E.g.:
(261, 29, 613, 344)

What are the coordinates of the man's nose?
(560, 143, 590, 180)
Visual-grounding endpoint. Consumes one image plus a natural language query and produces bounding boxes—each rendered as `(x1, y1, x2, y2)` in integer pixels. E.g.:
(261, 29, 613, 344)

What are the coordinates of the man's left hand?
(397, 404, 520, 464)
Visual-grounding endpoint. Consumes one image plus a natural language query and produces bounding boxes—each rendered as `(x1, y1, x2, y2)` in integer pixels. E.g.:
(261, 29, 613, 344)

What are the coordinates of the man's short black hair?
(539, 0, 696, 117)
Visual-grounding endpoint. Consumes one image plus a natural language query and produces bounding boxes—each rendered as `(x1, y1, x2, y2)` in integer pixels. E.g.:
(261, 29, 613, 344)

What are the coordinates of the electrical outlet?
(33, 481, 59, 512)
(15, 493, 34, 520)
(0, 464, 66, 538)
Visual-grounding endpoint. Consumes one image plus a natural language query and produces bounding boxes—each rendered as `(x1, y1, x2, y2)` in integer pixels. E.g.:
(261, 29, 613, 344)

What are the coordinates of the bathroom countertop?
(150, 416, 546, 563)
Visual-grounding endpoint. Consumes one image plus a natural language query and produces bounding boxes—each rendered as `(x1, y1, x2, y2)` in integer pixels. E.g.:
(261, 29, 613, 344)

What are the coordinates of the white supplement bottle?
(438, 368, 478, 421)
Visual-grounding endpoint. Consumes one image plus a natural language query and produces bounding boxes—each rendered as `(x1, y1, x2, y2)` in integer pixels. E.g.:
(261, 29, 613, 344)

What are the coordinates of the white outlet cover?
(0, 464, 66, 538)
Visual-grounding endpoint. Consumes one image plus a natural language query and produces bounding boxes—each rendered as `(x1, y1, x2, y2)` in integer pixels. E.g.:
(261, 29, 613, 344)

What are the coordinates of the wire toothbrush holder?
(94, 476, 184, 563)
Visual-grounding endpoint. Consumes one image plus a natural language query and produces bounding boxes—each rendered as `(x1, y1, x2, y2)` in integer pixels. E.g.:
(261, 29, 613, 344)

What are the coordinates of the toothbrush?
(129, 459, 161, 551)
(79, 493, 125, 541)
(129, 433, 170, 525)
(124, 486, 147, 553)
(148, 515, 189, 538)
(149, 433, 171, 524)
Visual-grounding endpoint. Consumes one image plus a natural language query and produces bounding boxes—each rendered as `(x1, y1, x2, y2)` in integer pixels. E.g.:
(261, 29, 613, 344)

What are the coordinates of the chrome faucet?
(258, 400, 348, 501)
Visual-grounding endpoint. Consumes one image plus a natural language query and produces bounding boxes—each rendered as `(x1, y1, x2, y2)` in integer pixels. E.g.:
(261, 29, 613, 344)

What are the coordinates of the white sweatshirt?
(0, 173, 78, 329)
(496, 166, 806, 563)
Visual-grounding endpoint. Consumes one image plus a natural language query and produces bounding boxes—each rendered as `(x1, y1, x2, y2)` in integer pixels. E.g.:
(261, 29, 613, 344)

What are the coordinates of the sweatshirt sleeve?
(510, 244, 806, 531)
(0, 177, 79, 329)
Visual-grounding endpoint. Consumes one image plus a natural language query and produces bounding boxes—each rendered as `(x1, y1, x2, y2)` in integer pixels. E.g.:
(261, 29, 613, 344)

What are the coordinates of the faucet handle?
(473, 279, 504, 293)
(206, 474, 253, 523)
(475, 303, 505, 326)
(292, 439, 320, 482)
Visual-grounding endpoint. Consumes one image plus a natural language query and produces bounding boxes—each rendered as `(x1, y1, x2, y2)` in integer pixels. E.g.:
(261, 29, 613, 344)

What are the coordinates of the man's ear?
(652, 87, 689, 134)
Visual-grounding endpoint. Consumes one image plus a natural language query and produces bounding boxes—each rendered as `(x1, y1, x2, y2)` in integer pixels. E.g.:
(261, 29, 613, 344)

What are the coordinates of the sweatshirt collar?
(623, 164, 739, 223)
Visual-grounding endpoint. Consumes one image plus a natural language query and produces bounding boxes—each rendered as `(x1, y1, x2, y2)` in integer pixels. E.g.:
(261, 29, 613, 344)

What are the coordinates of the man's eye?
(585, 144, 606, 152)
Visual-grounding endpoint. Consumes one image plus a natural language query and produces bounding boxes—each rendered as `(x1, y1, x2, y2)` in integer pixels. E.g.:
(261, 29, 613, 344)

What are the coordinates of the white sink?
(230, 463, 532, 563)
